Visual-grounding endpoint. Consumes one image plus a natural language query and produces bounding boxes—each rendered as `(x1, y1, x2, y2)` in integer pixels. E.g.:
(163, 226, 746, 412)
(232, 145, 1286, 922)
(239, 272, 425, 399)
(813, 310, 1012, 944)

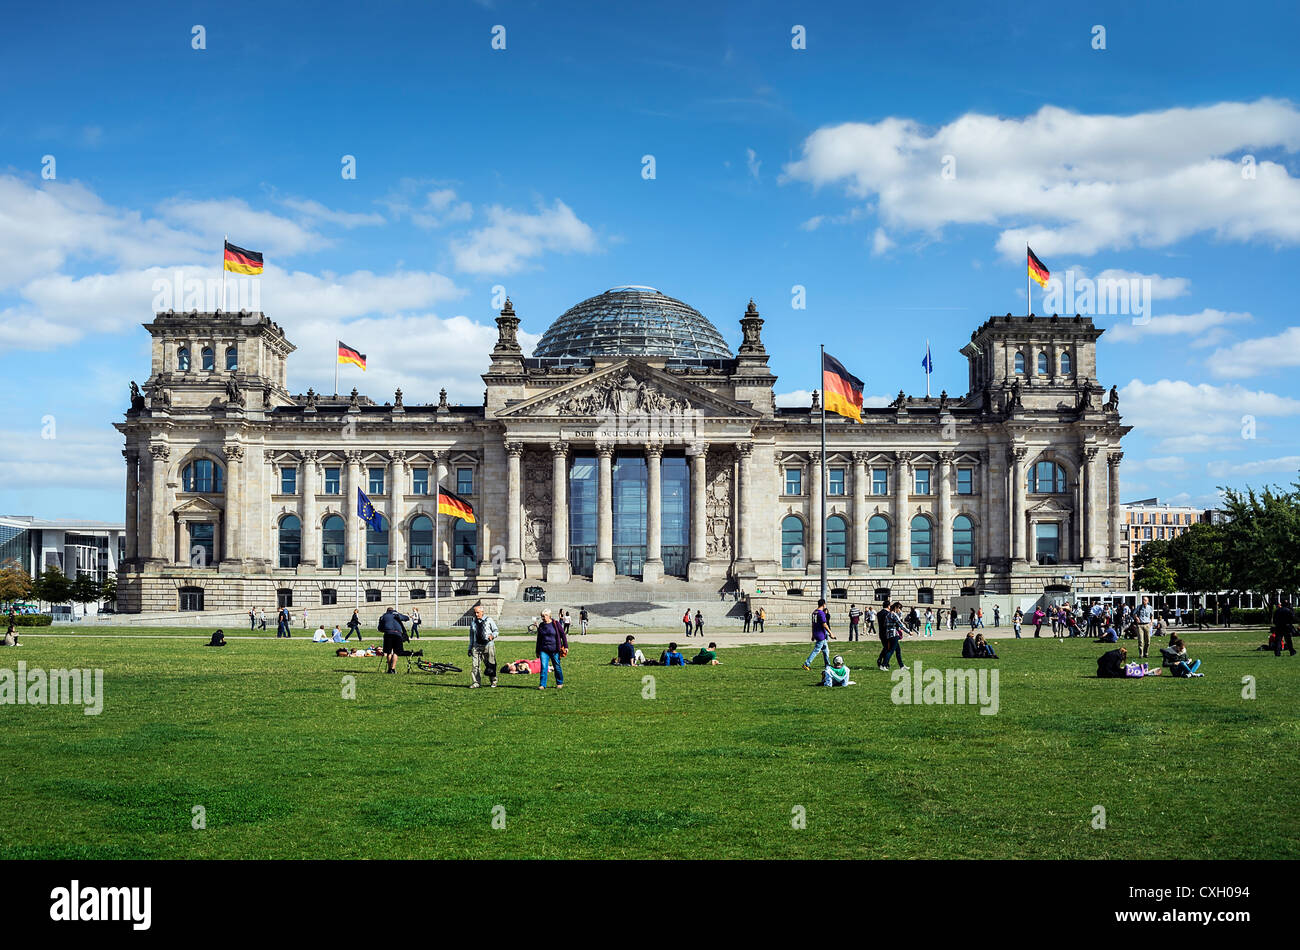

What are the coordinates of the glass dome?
(532, 286, 733, 360)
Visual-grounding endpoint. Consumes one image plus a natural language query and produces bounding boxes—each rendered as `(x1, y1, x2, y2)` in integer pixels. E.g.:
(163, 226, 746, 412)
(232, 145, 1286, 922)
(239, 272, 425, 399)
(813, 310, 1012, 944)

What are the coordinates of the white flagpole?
(1027, 246, 1032, 317)
(221, 234, 228, 312)
(434, 481, 440, 630)
(334, 341, 339, 398)
(925, 339, 932, 398)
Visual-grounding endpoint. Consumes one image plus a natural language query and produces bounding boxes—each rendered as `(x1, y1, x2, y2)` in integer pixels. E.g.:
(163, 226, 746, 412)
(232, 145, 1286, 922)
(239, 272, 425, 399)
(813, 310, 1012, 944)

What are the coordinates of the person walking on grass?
(1135, 596, 1154, 660)
(1272, 598, 1297, 657)
(467, 603, 499, 688)
(923, 607, 934, 638)
(744, 603, 753, 633)
(535, 608, 567, 690)
(258, 607, 267, 630)
(802, 598, 835, 670)
(580, 606, 589, 636)
(993, 605, 1001, 627)
(345, 608, 363, 641)
(694, 610, 705, 638)
(878, 602, 906, 672)
(276, 605, 291, 638)
(410, 607, 422, 639)
(848, 603, 863, 642)
(248, 609, 256, 631)
(378, 606, 413, 674)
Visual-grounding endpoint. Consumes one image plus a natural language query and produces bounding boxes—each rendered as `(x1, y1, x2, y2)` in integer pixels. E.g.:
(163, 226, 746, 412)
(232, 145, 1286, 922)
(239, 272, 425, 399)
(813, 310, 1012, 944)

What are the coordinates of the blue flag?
(356, 488, 383, 531)
(921, 343, 933, 374)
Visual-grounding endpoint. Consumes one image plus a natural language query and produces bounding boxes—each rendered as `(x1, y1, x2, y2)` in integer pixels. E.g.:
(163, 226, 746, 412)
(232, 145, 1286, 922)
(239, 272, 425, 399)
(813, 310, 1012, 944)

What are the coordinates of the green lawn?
(1, 627, 1296, 859)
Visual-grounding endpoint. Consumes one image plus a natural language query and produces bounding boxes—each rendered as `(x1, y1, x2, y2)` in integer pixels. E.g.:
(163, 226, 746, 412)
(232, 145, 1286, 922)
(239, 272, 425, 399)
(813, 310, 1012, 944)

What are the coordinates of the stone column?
(937, 450, 955, 570)
(547, 441, 571, 583)
(643, 443, 664, 584)
(1107, 452, 1123, 561)
(687, 444, 710, 582)
(221, 443, 243, 566)
(593, 442, 615, 583)
(733, 442, 754, 575)
(807, 451, 823, 575)
(850, 451, 868, 574)
(389, 451, 406, 566)
(505, 442, 524, 571)
(299, 450, 318, 567)
(344, 450, 362, 566)
(123, 450, 139, 565)
(1082, 446, 1101, 566)
(893, 451, 912, 570)
(1010, 446, 1028, 564)
(147, 444, 171, 565)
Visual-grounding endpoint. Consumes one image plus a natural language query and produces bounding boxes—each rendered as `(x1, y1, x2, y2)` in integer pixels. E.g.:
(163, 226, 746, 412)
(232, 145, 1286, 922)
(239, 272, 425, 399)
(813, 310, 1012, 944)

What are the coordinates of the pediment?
(1027, 496, 1072, 514)
(498, 359, 760, 419)
(172, 496, 223, 515)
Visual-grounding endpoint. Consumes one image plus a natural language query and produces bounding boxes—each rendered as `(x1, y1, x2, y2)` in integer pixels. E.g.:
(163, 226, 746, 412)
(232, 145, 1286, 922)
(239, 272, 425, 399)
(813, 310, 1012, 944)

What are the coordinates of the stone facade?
(115, 300, 1130, 613)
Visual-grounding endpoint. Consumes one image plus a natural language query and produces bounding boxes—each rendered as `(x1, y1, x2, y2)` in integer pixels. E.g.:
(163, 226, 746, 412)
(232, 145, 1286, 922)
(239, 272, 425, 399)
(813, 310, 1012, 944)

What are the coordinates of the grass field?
(1, 627, 1297, 860)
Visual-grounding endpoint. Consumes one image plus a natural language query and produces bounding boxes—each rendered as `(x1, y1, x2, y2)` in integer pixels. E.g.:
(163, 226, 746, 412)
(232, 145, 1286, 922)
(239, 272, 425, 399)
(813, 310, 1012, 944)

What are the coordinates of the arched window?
(365, 514, 389, 569)
(910, 515, 933, 568)
(825, 515, 848, 570)
(225, 346, 237, 371)
(868, 515, 890, 568)
(1037, 352, 1048, 375)
(781, 515, 805, 570)
(202, 346, 215, 371)
(322, 515, 344, 569)
(177, 346, 191, 372)
(181, 458, 224, 493)
(1059, 350, 1072, 375)
(953, 515, 975, 567)
(278, 515, 301, 568)
(1027, 461, 1068, 494)
(1013, 351, 1025, 375)
(408, 515, 433, 568)
(453, 519, 477, 570)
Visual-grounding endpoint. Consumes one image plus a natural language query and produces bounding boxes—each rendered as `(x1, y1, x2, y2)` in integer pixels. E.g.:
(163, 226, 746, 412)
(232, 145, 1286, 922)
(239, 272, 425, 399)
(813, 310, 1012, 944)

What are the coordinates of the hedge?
(8, 614, 53, 627)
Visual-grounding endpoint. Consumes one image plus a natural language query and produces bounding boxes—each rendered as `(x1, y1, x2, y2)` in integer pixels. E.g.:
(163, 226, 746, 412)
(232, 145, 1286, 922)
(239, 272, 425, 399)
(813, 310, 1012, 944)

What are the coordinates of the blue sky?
(2, 0, 1299, 521)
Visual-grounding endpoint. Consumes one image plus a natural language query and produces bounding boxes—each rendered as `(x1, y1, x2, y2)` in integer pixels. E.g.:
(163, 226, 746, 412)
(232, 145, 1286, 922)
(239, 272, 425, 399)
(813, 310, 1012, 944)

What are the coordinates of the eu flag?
(921, 344, 934, 374)
(356, 488, 383, 531)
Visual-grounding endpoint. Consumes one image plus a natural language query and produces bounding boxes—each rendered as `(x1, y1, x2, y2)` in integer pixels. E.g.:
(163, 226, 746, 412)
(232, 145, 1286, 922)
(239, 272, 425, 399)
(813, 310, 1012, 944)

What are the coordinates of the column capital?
(645, 441, 664, 459)
(505, 441, 525, 458)
(301, 449, 319, 464)
(893, 450, 912, 465)
(1084, 446, 1100, 462)
(549, 440, 569, 457)
(937, 450, 956, 464)
(149, 444, 170, 462)
(807, 449, 822, 464)
(389, 449, 407, 464)
(1107, 451, 1124, 467)
(851, 450, 870, 464)
(595, 441, 615, 459)
(1009, 445, 1028, 464)
(122, 449, 138, 463)
(344, 449, 364, 464)
(736, 441, 753, 458)
(222, 443, 245, 463)
(686, 442, 708, 460)
(433, 449, 451, 465)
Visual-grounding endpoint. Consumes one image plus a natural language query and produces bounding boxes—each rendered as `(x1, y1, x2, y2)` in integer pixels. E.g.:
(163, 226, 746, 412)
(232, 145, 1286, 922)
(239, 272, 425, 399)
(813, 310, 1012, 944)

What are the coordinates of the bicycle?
(412, 656, 463, 674)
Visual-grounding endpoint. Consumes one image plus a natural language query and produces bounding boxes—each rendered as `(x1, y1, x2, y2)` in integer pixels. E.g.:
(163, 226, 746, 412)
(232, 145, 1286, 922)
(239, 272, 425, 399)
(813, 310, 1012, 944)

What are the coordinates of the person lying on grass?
(692, 642, 720, 665)
(821, 655, 855, 687)
(501, 658, 542, 674)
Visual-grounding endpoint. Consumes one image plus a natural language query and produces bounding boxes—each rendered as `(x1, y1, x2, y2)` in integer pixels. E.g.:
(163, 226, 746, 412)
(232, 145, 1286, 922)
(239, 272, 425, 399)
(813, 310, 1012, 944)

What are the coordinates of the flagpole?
(819, 344, 828, 604)
(1027, 245, 1031, 317)
(434, 480, 440, 630)
(334, 340, 339, 398)
(221, 234, 228, 312)
(925, 339, 932, 398)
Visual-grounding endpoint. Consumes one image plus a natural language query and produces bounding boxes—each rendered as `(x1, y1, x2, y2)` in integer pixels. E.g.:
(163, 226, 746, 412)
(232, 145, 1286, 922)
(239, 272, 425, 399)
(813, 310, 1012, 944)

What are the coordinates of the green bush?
(1230, 608, 1271, 626)
(8, 614, 52, 627)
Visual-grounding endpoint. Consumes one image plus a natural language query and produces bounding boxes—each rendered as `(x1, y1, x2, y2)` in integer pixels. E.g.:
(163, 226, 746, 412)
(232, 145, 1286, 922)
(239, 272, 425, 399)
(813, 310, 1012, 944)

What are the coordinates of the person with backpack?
(743, 604, 753, 633)
(694, 610, 704, 637)
(276, 606, 291, 638)
(802, 598, 835, 670)
(248, 609, 256, 630)
(580, 606, 589, 636)
(682, 609, 693, 638)
(378, 606, 413, 674)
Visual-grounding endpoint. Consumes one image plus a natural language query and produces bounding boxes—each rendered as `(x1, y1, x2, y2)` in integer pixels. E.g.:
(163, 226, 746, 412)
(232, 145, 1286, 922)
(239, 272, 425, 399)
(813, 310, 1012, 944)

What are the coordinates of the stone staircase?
(497, 576, 751, 633)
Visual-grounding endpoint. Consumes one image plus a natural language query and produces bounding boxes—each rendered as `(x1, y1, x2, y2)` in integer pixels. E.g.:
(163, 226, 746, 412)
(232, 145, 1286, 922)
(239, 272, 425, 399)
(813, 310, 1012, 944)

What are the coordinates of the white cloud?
(1093, 269, 1189, 300)
(1207, 326, 1300, 377)
(381, 180, 474, 229)
(746, 148, 761, 180)
(450, 199, 599, 275)
(159, 198, 326, 256)
(1107, 309, 1251, 344)
(1206, 455, 1300, 479)
(1120, 378, 1300, 454)
(1128, 456, 1187, 473)
(0, 427, 122, 492)
(782, 99, 1300, 258)
(871, 227, 895, 256)
(277, 197, 385, 229)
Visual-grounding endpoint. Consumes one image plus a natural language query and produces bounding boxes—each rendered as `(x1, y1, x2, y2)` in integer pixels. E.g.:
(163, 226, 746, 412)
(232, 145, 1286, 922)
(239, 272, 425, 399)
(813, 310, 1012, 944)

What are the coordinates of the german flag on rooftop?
(337, 341, 366, 371)
(1028, 246, 1050, 289)
(437, 487, 476, 524)
(223, 241, 263, 275)
(822, 350, 865, 423)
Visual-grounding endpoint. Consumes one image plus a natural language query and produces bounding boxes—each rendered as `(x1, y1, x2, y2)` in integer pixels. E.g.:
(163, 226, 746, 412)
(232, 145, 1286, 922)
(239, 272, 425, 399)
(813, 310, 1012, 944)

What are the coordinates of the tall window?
(828, 468, 845, 496)
(324, 467, 341, 494)
(1037, 352, 1048, 375)
(612, 454, 647, 576)
(202, 346, 215, 371)
(871, 468, 888, 495)
(1027, 461, 1067, 493)
(182, 459, 223, 493)
(953, 515, 975, 567)
(957, 467, 973, 495)
(781, 516, 805, 570)
(1060, 351, 1072, 375)
(278, 515, 301, 568)
(456, 467, 474, 495)
(1035, 522, 1061, 564)
(1014, 351, 1025, 375)
(368, 467, 385, 495)
(569, 454, 597, 577)
(910, 515, 933, 568)
(188, 523, 215, 566)
(825, 515, 848, 569)
(784, 467, 802, 496)
(280, 467, 297, 495)
(913, 468, 931, 495)
(868, 516, 890, 568)
(409, 515, 433, 568)
(660, 455, 690, 577)
(225, 346, 237, 371)
(453, 519, 476, 569)
(177, 346, 191, 371)
(412, 467, 429, 495)
(322, 515, 344, 568)
(365, 514, 389, 569)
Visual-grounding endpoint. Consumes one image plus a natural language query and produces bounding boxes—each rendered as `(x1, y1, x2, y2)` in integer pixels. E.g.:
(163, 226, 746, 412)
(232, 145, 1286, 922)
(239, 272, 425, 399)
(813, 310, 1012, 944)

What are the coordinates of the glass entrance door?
(613, 453, 647, 577)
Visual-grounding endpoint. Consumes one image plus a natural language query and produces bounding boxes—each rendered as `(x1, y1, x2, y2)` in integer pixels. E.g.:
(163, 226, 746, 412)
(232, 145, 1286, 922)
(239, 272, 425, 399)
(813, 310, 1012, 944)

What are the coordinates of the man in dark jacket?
(1272, 598, 1297, 657)
(379, 606, 413, 674)
(534, 608, 568, 689)
(1097, 647, 1128, 678)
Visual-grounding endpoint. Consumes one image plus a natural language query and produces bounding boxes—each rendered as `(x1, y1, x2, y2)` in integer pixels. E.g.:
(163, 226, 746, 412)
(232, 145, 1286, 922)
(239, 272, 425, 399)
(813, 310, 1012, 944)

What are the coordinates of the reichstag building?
(115, 286, 1130, 613)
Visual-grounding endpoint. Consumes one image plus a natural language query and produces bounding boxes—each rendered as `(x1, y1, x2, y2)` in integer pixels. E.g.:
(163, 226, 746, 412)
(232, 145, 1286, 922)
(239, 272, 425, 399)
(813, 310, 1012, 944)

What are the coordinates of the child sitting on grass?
(821, 655, 855, 686)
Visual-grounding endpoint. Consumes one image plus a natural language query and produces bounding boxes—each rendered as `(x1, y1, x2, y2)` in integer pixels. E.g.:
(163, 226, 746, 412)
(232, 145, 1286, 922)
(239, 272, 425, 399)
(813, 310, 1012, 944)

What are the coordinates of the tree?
(70, 574, 102, 609)
(1134, 557, 1177, 594)
(1219, 473, 1300, 595)
(101, 572, 118, 608)
(0, 558, 32, 603)
(31, 566, 72, 606)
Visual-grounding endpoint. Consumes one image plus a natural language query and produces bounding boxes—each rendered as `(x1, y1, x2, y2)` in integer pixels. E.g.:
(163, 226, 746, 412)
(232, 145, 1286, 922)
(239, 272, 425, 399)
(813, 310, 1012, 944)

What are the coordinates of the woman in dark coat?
(535, 608, 568, 690)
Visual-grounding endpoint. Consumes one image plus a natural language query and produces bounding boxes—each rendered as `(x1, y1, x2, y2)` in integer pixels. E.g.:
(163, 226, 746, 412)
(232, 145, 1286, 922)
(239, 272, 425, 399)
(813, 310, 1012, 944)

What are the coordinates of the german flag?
(822, 350, 865, 423)
(223, 241, 263, 276)
(1027, 246, 1050, 289)
(437, 487, 476, 524)
(337, 341, 366, 371)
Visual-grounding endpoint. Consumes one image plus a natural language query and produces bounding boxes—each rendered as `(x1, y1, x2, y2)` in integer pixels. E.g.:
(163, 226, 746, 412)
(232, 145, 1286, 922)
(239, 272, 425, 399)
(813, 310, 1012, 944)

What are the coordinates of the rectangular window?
(324, 467, 341, 494)
(456, 467, 473, 495)
(368, 467, 385, 495)
(957, 467, 973, 495)
(280, 467, 296, 495)
(412, 467, 429, 495)
(1144, 527, 1152, 540)
(1157, 527, 1165, 539)
(828, 468, 845, 496)
(1034, 523, 1060, 565)
(784, 468, 802, 496)
(914, 468, 931, 495)
(871, 468, 888, 495)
